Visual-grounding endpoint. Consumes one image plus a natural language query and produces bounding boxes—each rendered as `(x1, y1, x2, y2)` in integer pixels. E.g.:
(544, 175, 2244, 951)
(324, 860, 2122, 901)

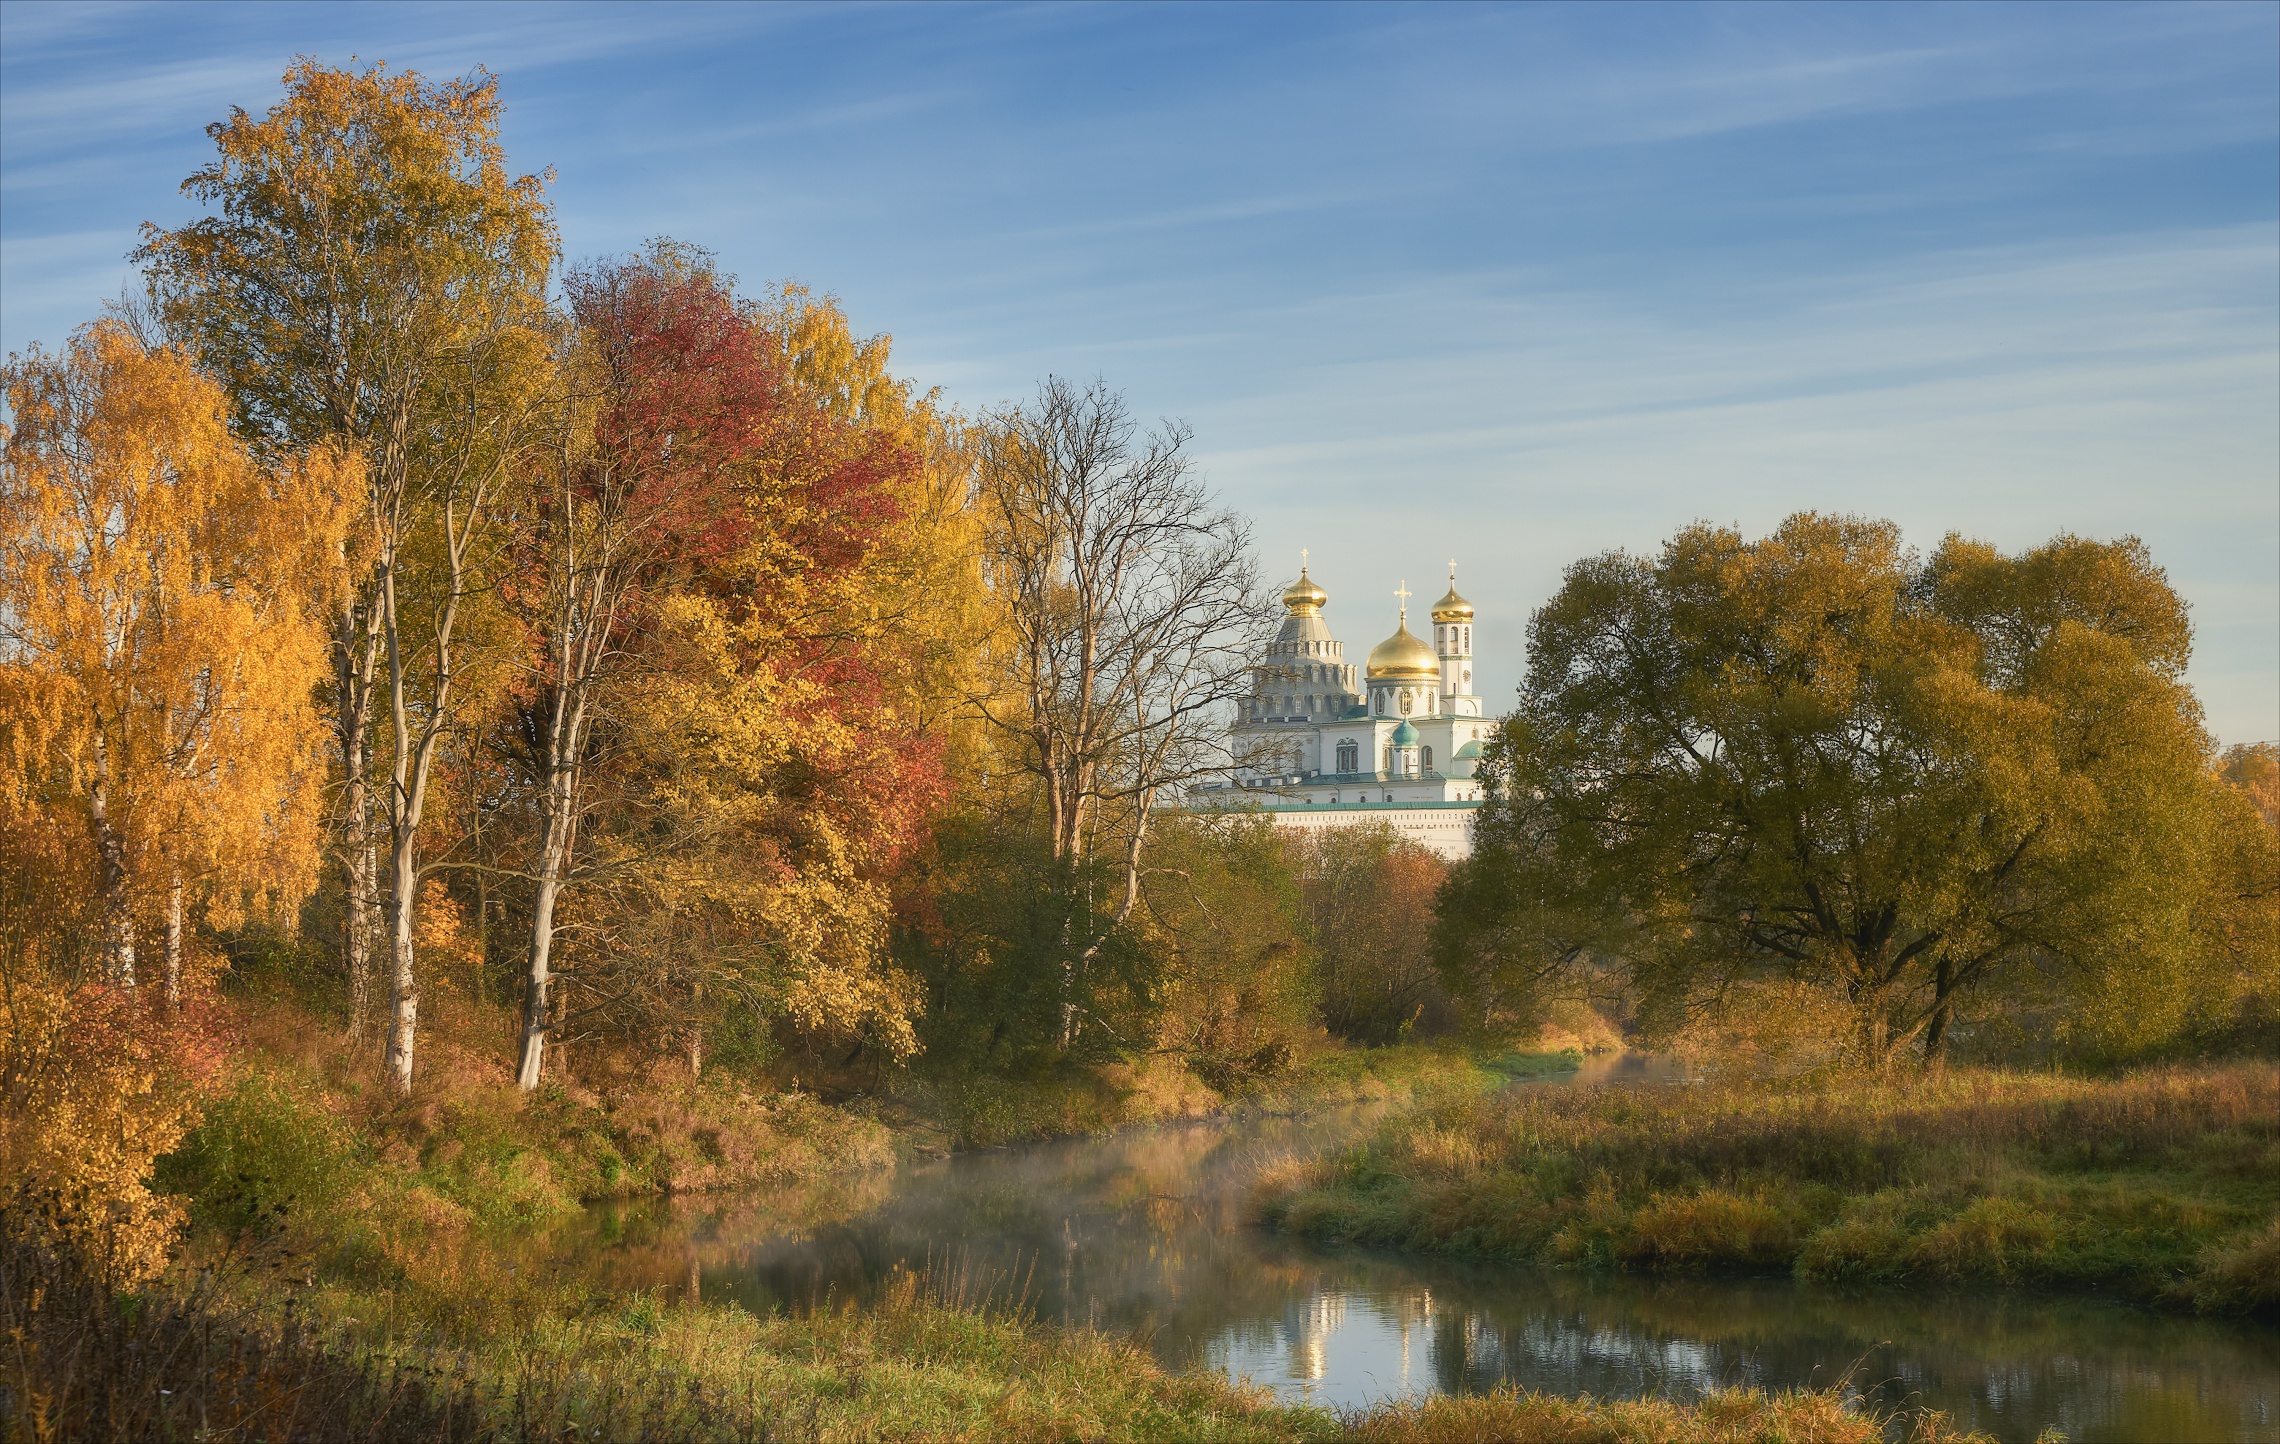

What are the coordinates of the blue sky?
(3, 1, 2275, 742)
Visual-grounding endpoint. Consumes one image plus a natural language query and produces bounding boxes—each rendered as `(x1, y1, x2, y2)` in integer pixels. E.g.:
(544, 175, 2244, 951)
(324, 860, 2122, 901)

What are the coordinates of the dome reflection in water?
(554, 1056, 2278, 1444)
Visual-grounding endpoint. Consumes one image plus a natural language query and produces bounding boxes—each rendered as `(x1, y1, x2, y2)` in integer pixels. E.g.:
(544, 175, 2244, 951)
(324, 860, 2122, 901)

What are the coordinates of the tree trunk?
(516, 653, 590, 1092)
(338, 589, 378, 1043)
(377, 481, 472, 1095)
(1922, 958, 1957, 1065)
(344, 796, 374, 1043)
(382, 825, 420, 1093)
(164, 873, 184, 1007)
(515, 872, 562, 1091)
(89, 729, 135, 990)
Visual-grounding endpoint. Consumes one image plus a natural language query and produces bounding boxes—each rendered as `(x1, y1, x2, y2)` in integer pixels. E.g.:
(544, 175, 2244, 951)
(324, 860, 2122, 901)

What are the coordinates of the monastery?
(1191, 561, 1492, 859)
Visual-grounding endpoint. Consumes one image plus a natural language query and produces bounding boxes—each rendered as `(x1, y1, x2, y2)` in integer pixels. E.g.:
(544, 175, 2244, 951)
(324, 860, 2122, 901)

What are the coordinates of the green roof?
(1390, 721, 1420, 746)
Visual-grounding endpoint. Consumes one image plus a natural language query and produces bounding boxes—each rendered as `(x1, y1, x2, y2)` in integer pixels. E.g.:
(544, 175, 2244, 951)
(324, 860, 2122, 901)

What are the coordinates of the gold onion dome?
(1366, 616, 1440, 680)
(1282, 567, 1328, 615)
(1432, 569, 1474, 622)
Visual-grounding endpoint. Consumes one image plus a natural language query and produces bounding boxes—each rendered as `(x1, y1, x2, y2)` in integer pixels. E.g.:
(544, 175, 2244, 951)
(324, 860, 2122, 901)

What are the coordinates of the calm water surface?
(559, 1056, 2278, 1444)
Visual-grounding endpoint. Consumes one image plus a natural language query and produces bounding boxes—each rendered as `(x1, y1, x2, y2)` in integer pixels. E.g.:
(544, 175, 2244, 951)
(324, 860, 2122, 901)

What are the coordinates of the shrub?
(2192, 1217, 2280, 1318)
(157, 1062, 358, 1232)
(0, 971, 221, 1283)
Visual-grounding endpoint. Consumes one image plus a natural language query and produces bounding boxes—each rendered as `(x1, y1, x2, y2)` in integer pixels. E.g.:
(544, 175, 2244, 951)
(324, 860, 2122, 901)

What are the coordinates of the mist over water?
(559, 1058, 2279, 1444)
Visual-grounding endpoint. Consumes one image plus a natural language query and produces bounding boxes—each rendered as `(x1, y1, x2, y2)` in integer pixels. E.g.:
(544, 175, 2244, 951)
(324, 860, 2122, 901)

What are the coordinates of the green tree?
(898, 813, 1160, 1077)
(1139, 813, 1315, 1089)
(1443, 513, 2272, 1066)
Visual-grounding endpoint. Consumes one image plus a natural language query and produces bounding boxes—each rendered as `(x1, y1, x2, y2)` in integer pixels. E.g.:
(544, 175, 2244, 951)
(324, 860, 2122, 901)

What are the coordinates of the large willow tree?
(1438, 512, 2278, 1066)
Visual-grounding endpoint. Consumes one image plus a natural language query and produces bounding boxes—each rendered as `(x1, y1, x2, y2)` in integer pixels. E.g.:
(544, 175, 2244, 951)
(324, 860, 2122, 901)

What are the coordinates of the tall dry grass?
(1340, 1386, 1998, 1444)
(2, 1212, 2002, 1443)
(1257, 1063, 2280, 1315)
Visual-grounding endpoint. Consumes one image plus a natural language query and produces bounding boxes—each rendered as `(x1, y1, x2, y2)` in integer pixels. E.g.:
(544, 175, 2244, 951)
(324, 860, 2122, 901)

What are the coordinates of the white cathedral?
(1190, 562, 1493, 859)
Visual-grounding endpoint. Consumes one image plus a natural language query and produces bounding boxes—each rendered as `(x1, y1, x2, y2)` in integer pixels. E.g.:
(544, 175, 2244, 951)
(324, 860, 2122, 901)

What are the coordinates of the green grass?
(887, 1042, 1515, 1150)
(1253, 1062, 2280, 1317)
(1479, 1047, 1586, 1080)
(9, 1219, 1992, 1443)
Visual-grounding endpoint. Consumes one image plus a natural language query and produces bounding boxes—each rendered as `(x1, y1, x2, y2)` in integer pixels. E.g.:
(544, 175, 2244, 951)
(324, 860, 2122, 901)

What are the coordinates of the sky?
(3, 1, 2275, 743)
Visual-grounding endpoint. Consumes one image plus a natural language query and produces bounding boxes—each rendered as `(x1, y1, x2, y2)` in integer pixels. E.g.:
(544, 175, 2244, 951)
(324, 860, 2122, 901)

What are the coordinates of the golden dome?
(1282, 567, 1327, 615)
(1432, 566, 1474, 621)
(1366, 617, 1440, 680)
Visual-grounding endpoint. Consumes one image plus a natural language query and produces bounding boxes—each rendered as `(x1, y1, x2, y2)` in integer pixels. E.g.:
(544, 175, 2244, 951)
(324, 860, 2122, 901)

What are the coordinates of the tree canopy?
(1438, 513, 2278, 1066)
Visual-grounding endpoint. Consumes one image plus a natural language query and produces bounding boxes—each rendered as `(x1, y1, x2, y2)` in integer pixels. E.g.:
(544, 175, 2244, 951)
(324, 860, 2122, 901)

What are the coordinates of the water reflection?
(552, 1059, 2278, 1444)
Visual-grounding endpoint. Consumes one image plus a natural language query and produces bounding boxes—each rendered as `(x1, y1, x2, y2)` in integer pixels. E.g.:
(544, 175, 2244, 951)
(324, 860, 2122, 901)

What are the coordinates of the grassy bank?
(155, 996, 894, 1243)
(1255, 1063, 2280, 1317)
(885, 1040, 1559, 1150)
(6, 1224, 1993, 1444)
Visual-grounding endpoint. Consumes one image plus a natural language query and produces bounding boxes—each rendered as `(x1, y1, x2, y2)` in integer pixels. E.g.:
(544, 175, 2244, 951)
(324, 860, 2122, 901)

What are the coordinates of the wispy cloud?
(2, 0, 2270, 738)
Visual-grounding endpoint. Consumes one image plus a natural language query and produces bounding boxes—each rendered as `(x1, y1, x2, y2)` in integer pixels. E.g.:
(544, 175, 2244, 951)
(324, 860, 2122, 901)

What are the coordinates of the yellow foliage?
(0, 964, 211, 1283)
(610, 593, 923, 1056)
(1, 322, 352, 983)
(1670, 979, 1859, 1080)
(138, 59, 557, 453)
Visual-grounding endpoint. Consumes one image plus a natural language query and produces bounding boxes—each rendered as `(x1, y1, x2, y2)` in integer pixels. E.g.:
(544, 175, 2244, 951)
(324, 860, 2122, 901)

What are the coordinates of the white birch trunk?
(164, 872, 184, 1007)
(90, 728, 136, 991)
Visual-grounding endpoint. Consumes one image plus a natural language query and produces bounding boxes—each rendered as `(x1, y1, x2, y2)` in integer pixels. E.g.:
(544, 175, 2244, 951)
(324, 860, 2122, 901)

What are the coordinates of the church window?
(1399, 689, 1413, 715)
(1337, 741, 1357, 773)
(1463, 626, 1470, 650)
(1421, 745, 1433, 771)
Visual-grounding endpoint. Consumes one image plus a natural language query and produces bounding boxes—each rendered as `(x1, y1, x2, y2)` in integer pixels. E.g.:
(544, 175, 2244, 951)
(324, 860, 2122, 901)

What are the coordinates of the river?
(557, 1055, 2279, 1443)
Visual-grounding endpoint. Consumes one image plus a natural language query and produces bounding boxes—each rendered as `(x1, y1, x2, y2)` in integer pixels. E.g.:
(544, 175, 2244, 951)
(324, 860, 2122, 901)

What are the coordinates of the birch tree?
(0, 323, 348, 996)
(505, 250, 751, 1090)
(139, 61, 553, 1088)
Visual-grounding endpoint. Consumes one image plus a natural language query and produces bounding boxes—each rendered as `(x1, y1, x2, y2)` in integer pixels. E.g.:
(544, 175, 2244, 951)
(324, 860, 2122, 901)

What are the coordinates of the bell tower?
(1430, 563, 1480, 718)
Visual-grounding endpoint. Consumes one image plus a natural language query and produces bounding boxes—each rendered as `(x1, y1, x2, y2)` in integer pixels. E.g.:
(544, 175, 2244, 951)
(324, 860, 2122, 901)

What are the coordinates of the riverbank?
(885, 1040, 1570, 1150)
(1254, 1062, 2280, 1318)
(150, 996, 897, 1241)
(8, 1221, 1993, 1443)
